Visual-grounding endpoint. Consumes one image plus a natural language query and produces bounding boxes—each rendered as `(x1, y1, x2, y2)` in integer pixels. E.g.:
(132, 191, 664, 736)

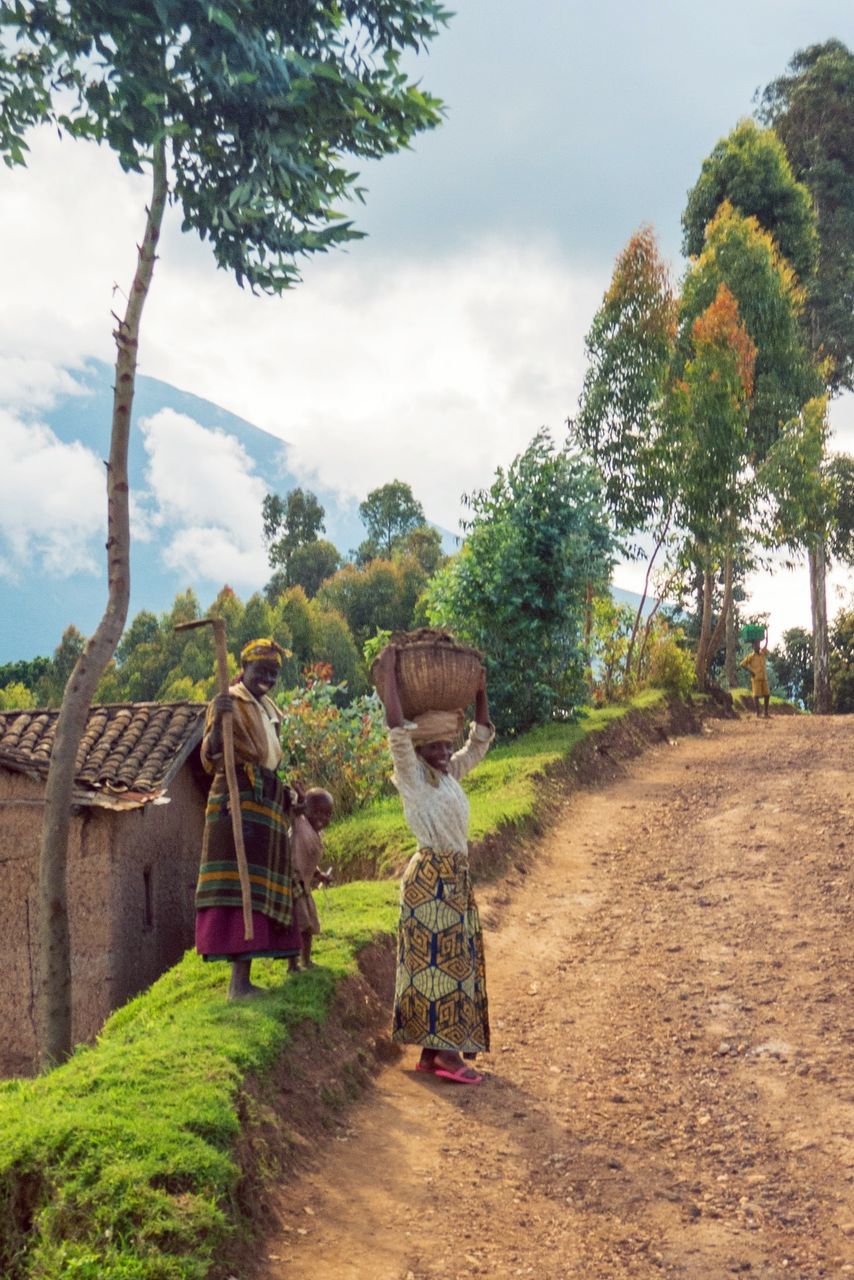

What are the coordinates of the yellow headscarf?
(240, 637, 287, 667)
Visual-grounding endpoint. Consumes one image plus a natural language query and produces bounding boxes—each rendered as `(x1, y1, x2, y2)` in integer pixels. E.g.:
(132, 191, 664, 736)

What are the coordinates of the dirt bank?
(247, 715, 853, 1280)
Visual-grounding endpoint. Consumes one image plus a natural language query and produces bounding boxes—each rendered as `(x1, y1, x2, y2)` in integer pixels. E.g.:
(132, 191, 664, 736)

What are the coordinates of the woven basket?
(371, 633, 484, 719)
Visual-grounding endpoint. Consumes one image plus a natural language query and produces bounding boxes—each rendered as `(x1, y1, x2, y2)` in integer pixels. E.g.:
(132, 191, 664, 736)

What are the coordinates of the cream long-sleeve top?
(388, 721, 495, 854)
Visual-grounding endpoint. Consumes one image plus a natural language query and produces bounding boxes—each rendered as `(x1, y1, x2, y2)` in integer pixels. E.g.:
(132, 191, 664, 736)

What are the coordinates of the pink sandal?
(433, 1064, 484, 1084)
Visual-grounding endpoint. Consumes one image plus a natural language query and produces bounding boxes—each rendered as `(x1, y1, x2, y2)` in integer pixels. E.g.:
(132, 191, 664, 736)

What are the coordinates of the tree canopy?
(758, 40, 854, 393)
(1, 0, 449, 289)
(426, 430, 613, 733)
(262, 487, 327, 586)
(682, 119, 818, 282)
(574, 225, 679, 537)
(357, 480, 426, 560)
(678, 201, 819, 460)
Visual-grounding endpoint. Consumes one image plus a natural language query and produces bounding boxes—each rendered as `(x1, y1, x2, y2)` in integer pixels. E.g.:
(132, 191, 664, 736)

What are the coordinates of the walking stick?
(176, 617, 254, 940)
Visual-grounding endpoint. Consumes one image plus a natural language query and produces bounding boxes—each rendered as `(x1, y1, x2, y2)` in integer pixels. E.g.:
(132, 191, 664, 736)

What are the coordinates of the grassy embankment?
(0, 690, 668, 1280)
(325, 688, 667, 879)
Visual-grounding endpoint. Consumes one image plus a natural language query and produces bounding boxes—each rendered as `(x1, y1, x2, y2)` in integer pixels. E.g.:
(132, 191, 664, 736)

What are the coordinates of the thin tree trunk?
(37, 141, 167, 1066)
(583, 580, 594, 650)
(809, 537, 832, 715)
(725, 593, 739, 689)
(624, 510, 671, 687)
(704, 552, 733, 685)
(694, 566, 714, 689)
(634, 564, 680, 684)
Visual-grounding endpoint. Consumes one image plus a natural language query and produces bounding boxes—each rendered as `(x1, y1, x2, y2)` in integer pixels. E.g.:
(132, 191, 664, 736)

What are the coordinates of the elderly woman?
(195, 637, 302, 998)
(373, 644, 495, 1084)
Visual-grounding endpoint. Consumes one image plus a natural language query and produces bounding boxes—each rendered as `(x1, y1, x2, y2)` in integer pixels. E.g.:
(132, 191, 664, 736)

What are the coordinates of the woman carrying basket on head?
(373, 642, 495, 1084)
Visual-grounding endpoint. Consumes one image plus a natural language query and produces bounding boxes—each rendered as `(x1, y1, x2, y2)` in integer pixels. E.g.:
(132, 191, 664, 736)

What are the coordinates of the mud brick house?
(0, 702, 208, 1076)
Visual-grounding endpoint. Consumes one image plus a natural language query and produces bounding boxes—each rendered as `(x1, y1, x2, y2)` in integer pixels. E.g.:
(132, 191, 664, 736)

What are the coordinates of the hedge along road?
(254, 715, 854, 1280)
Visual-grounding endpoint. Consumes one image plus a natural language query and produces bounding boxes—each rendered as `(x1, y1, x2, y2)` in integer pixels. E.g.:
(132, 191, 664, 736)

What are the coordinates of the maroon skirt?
(195, 906, 301, 961)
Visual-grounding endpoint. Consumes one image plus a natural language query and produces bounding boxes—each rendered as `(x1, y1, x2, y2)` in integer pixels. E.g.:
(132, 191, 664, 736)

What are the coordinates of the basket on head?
(740, 624, 766, 642)
(371, 628, 484, 720)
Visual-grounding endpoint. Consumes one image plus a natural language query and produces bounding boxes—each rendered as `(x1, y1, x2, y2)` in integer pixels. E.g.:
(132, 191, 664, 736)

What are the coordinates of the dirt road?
(257, 716, 854, 1280)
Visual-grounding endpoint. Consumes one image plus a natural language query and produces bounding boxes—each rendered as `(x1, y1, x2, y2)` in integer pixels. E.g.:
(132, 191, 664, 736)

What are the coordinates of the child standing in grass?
(289, 789, 334, 970)
(740, 628, 771, 719)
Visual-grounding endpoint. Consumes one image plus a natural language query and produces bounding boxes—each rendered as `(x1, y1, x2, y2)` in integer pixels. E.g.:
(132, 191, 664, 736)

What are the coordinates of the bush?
(276, 667, 391, 817)
(588, 596, 635, 703)
(643, 623, 696, 697)
(425, 430, 613, 734)
(0, 682, 36, 710)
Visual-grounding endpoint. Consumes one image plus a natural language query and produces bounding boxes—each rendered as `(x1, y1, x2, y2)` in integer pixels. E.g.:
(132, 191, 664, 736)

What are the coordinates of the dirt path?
(256, 716, 854, 1280)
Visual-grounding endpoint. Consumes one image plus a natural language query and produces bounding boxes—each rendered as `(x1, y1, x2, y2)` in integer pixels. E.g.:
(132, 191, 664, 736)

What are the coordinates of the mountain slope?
(2, 364, 652, 663)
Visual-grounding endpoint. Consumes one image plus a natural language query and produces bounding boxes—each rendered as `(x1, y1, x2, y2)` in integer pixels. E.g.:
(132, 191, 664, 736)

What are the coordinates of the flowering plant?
(276, 668, 391, 817)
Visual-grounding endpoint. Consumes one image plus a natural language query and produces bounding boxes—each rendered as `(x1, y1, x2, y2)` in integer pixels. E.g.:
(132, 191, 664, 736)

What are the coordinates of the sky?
(1, 0, 853, 643)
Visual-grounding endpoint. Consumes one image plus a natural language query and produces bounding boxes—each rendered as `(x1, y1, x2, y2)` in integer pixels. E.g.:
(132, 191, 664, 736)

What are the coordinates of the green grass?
(0, 881, 398, 1280)
(325, 690, 667, 877)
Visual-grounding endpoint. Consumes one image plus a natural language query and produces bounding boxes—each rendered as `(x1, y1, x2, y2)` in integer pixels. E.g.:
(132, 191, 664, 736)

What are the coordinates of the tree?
(827, 453, 854, 565)
(0, 656, 50, 698)
(273, 586, 363, 692)
(673, 285, 757, 688)
(768, 626, 814, 706)
(317, 555, 427, 647)
(397, 523, 445, 575)
(35, 626, 87, 706)
(0, 682, 37, 710)
(761, 401, 854, 713)
(573, 226, 679, 681)
(266, 539, 341, 600)
(2, 0, 447, 1063)
(358, 480, 426, 559)
(426, 430, 613, 734)
(682, 119, 818, 282)
(262, 488, 326, 583)
(678, 201, 819, 460)
(759, 40, 854, 392)
(829, 604, 854, 713)
(681, 127, 831, 691)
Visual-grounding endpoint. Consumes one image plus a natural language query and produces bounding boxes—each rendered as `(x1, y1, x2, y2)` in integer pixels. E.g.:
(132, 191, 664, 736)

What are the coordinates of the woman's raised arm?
(374, 645, 404, 729)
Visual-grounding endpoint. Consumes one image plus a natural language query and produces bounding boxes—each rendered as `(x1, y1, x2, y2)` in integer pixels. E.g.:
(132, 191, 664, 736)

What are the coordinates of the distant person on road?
(373, 644, 495, 1085)
(195, 638, 303, 998)
(740, 629, 771, 719)
(290, 788, 334, 971)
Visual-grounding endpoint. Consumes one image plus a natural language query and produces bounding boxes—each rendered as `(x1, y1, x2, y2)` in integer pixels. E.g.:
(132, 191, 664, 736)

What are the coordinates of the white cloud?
(1, 125, 852, 632)
(0, 356, 87, 414)
(140, 408, 268, 586)
(0, 412, 105, 578)
(141, 238, 603, 532)
(613, 554, 853, 638)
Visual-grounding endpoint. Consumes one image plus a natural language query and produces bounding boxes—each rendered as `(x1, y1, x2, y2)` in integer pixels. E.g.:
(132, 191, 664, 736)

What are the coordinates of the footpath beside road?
(254, 716, 854, 1280)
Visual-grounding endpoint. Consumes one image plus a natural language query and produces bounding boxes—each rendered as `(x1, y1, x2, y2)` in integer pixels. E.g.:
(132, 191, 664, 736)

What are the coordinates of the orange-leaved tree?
(673, 284, 757, 688)
(573, 226, 679, 685)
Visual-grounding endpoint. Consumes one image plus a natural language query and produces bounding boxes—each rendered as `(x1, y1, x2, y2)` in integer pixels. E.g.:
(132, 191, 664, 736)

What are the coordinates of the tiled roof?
(0, 702, 206, 809)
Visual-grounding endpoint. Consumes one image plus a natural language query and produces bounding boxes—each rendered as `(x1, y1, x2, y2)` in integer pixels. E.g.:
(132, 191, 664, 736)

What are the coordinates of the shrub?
(426, 430, 613, 734)
(643, 623, 696, 697)
(276, 668, 391, 817)
(0, 681, 36, 710)
(588, 596, 635, 703)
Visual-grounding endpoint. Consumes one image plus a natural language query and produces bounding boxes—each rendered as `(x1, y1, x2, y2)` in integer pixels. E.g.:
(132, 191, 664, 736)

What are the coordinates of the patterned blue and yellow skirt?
(392, 847, 490, 1053)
